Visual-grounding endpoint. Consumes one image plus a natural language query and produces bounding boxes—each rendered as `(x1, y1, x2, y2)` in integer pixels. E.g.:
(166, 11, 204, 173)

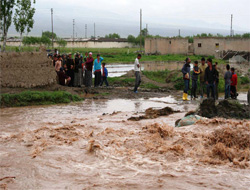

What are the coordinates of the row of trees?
(0, 0, 36, 51)
(126, 30, 250, 45)
(22, 31, 67, 47)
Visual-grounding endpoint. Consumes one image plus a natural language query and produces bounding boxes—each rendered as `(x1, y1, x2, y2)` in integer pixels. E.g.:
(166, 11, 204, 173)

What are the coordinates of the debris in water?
(128, 107, 180, 121)
(87, 140, 102, 153)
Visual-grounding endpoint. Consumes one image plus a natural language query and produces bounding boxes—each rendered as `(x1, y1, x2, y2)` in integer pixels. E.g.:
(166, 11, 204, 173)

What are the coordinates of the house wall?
(193, 38, 250, 57)
(145, 38, 189, 55)
(6, 41, 134, 48)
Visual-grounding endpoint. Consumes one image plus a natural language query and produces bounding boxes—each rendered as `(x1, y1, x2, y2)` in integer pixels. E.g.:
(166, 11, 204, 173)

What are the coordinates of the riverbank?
(0, 91, 83, 108)
(1, 67, 249, 106)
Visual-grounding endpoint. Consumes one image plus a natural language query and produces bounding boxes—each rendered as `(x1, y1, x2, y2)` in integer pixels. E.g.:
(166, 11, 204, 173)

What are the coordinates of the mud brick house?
(144, 38, 189, 55)
(193, 37, 250, 58)
(145, 37, 250, 58)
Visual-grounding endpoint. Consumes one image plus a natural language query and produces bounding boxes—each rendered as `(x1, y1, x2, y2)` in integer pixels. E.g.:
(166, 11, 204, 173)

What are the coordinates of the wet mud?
(197, 99, 250, 119)
(0, 98, 250, 189)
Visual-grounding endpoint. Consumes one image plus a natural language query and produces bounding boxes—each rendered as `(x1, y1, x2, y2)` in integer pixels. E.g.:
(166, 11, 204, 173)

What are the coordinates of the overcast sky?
(8, 0, 250, 38)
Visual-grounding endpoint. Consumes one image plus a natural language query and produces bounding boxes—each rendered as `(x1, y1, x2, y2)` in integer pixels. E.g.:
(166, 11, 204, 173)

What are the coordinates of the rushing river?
(0, 94, 250, 189)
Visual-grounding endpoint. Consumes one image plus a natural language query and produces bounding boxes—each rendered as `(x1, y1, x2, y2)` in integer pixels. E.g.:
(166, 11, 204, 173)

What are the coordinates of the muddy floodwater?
(0, 96, 250, 189)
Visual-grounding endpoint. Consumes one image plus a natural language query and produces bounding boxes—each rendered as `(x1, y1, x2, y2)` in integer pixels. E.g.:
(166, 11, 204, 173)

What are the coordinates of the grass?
(108, 77, 135, 86)
(5, 46, 226, 64)
(142, 69, 170, 83)
(0, 91, 83, 108)
(94, 92, 110, 97)
(141, 83, 160, 89)
(239, 76, 250, 85)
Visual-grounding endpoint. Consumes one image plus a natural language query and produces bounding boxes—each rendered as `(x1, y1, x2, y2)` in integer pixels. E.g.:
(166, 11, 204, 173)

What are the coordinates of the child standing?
(191, 61, 200, 100)
(100, 62, 109, 87)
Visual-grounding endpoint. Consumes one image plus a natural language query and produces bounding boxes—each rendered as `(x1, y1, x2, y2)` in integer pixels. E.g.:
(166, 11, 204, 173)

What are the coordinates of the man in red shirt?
(230, 67, 238, 99)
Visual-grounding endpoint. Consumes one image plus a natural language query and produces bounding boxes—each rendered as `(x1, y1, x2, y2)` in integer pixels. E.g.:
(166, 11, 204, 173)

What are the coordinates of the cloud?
(7, 0, 250, 37)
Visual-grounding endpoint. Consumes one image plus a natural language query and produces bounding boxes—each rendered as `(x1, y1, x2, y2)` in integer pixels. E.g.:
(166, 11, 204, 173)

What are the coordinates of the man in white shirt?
(134, 54, 142, 93)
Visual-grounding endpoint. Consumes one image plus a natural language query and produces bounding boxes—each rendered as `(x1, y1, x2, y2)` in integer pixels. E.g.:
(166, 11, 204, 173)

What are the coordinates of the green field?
(5, 46, 226, 64)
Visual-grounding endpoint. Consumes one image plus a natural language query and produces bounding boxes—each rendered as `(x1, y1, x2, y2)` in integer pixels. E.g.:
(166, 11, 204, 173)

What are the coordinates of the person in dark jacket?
(66, 53, 75, 87)
(73, 53, 80, 87)
(100, 62, 109, 87)
(181, 58, 191, 101)
(191, 61, 200, 99)
(58, 67, 71, 86)
(224, 64, 232, 99)
(84, 52, 94, 87)
(214, 62, 219, 100)
(204, 58, 216, 99)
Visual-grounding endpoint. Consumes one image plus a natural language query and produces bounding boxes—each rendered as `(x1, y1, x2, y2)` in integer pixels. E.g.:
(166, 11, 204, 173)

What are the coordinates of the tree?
(22, 36, 40, 45)
(13, 0, 36, 49)
(127, 35, 136, 44)
(200, 33, 208, 37)
(40, 35, 51, 47)
(104, 33, 120, 39)
(0, 0, 16, 52)
(56, 37, 67, 47)
(242, 33, 250, 38)
(141, 28, 148, 37)
(42, 31, 56, 39)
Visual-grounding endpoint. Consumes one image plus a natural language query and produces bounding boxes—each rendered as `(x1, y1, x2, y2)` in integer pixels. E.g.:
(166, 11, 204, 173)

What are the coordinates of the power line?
(51, 8, 54, 49)
(85, 24, 87, 38)
(73, 19, 75, 43)
(140, 9, 142, 52)
(94, 23, 96, 39)
(230, 14, 233, 37)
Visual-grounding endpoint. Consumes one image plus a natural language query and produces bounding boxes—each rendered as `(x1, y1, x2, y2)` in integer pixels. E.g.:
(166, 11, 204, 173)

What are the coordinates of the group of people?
(51, 50, 239, 100)
(52, 51, 109, 88)
(182, 57, 238, 101)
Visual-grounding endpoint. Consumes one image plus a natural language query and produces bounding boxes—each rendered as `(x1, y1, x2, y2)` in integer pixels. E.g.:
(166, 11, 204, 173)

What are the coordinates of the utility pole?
(179, 29, 181, 37)
(51, 8, 54, 49)
(230, 14, 233, 37)
(140, 9, 142, 52)
(85, 24, 87, 38)
(94, 23, 96, 39)
(73, 19, 75, 44)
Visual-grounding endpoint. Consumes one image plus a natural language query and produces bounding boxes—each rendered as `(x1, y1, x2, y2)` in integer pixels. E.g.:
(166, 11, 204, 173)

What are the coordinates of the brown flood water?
(0, 96, 250, 190)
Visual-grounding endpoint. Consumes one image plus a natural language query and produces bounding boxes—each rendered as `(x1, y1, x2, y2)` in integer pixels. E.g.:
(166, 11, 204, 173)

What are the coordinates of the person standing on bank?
(204, 58, 216, 99)
(181, 58, 191, 101)
(84, 52, 94, 87)
(199, 57, 207, 98)
(100, 62, 109, 87)
(66, 53, 75, 87)
(93, 54, 104, 87)
(214, 62, 219, 100)
(82, 52, 88, 86)
(134, 54, 142, 93)
(74, 53, 80, 87)
(191, 61, 200, 100)
(224, 64, 232, 99)
(230, 67, 238, 99)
